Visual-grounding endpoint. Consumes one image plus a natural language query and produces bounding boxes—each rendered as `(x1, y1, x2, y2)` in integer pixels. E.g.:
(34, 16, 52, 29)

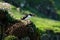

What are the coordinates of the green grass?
(30, 17, 60, 32)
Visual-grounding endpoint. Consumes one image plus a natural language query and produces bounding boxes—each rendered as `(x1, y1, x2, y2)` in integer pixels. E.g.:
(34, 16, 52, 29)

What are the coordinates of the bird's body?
(24, 15, 31, 20)
(21, 14, 35, 20)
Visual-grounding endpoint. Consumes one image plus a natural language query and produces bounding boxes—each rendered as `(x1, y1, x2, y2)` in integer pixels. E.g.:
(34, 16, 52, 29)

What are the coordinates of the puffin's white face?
(28, 15, 31, 18)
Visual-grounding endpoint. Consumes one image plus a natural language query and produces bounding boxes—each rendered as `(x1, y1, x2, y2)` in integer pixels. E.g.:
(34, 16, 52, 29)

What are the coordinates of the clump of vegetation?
(4, 35, 18, 40)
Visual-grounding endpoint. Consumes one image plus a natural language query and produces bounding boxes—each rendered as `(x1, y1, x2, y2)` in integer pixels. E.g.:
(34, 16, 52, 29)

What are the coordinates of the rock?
(0, 9, 7, 22)
(0, 2, 11, 10)
(5, 19, 40, 40)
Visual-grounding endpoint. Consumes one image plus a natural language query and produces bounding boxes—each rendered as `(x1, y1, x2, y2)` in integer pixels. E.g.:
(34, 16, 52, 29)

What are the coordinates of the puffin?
(21, 14, 35, 20)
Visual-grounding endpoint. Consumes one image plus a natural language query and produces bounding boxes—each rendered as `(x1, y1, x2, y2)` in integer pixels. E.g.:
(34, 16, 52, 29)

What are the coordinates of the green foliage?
(4, 35, 18, 40)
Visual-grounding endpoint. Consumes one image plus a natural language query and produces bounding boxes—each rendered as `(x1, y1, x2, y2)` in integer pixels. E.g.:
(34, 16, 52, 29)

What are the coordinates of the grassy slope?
(9, 6, 60, 33)
(0, 1, 60, 33)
